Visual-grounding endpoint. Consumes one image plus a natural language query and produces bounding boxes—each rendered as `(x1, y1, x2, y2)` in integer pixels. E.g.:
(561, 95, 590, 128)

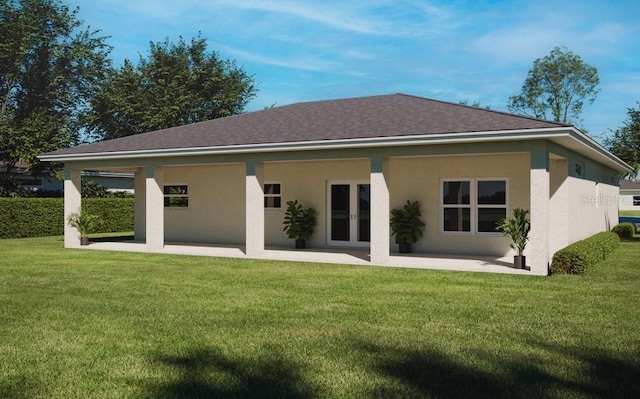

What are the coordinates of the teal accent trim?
(530, 142, 549, 170)
(370, 156, 385, 173)
(246, 161, 256, 176)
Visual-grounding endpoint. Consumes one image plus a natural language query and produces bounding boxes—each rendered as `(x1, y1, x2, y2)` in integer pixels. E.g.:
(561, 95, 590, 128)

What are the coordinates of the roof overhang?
(39, 127, 632, 173)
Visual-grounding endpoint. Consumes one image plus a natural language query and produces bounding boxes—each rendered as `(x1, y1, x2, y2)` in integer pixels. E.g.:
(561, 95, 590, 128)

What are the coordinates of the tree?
(0, 0, 111, 193)
(507, 47, 599, 126)
(604, 103, 640, 177)
(87, 36, 257, 141)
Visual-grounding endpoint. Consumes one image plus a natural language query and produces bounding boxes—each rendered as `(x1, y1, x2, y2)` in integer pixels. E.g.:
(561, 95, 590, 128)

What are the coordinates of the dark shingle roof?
(43, 93, 568, 156)
(620, 180, 640, 190)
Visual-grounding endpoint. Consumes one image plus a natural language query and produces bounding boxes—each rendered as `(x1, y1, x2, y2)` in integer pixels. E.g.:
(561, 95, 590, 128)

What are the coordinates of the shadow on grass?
(357, 340, 640, 399)
(146, 341, 639, 398)
(149, 347, 317, 399)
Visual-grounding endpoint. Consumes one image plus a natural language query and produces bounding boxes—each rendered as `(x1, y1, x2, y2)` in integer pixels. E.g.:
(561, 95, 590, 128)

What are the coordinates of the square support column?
(246, 161, 264, 257)
(64, 167, 82, 248)
(134, 168, 147, 241)
(370, 156, 390, 264)
(146, 166, 164, 251)
(529, 145, 550, 275)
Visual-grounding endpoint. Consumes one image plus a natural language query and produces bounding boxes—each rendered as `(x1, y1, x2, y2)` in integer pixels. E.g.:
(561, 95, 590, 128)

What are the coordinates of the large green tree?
(508, 47, 599, 126)
(604, 103, 640, 177)
(0, 0, 111, 191)
(87, 36, 257, 141)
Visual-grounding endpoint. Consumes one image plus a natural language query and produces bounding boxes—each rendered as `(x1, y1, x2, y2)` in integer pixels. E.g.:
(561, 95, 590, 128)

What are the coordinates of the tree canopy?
(0, 0, 111, 189)
(507, 47, 599, 127)
(86, 36, 257, 141)
(604, 103, 640, 177)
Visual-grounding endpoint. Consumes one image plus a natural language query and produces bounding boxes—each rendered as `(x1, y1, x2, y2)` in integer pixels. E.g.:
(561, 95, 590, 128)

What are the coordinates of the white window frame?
(264, 182, 282, 210)
(163, 184, 189, 209)
(440, 177, 508, 236)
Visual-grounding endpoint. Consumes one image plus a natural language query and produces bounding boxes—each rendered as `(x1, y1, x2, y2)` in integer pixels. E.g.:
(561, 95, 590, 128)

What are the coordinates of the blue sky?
(72, 0, 639, 140)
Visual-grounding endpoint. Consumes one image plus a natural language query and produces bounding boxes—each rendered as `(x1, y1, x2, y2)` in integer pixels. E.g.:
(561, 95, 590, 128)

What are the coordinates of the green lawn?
(619, 210, 640, 217)
(1, 237, 639, 398)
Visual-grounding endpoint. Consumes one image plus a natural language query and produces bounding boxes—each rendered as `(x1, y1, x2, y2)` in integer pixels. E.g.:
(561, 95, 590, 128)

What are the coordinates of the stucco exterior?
(40, 94, 631, 275)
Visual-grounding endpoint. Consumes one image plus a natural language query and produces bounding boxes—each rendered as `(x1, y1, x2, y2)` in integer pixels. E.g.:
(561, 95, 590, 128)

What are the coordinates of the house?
(39, 94, 631, 275)
(0, 160, 133, 193)
(618, 180, 640, 211)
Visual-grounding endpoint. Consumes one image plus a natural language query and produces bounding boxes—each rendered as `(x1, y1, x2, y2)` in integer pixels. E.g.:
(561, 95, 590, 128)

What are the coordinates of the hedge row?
(0, 198, 134, 239)
(550, 232, 620, 275)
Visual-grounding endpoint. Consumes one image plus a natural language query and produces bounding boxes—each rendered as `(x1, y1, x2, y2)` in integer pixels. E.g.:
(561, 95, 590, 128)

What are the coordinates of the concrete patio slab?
(80, 240, 535, 275)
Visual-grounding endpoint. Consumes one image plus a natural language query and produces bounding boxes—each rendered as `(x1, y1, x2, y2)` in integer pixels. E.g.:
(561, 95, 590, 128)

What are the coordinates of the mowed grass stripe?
(0, 236, 638, 398)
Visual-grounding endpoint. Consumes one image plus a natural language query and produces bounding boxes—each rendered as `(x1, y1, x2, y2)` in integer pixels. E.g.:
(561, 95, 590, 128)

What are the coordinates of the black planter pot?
(514, 255, 526, 269)
(295, 239, 306, 249)
(80, 236, 89, 246)
(398, 242, 411, 253)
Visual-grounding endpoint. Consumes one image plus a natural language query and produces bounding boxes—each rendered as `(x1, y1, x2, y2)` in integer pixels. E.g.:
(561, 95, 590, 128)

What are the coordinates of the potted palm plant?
(496, 208, 531, 269)
(390, 200, 425, 253)
(67, 208, 100, 245)
(283, 200, 317, 249)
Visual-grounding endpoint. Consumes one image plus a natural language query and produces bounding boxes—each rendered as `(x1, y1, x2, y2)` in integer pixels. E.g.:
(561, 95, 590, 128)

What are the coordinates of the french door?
(327, 181, 370, 246)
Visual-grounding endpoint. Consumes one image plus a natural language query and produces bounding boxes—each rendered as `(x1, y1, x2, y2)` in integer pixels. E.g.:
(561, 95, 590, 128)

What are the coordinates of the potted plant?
(390, 200, 425, 253)
(496, 208, 531, 269)
(282, 200, 317, 249)
(67, 208, 100, 245)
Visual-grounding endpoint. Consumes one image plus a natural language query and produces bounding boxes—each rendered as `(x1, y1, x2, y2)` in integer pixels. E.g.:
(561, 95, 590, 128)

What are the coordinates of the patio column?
(134, 168, 147, 241)
(146, 165, 164, 251)
(64, 167, 82, 248)
(529, 144, 550, 275)
(370, 156, 390, 264)
(245, 161, 264, 257)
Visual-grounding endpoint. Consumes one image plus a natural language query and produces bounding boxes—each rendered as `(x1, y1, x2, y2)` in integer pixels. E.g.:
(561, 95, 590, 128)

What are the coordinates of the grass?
(1, 236, 639, 398)
(619, 210, 640, 217)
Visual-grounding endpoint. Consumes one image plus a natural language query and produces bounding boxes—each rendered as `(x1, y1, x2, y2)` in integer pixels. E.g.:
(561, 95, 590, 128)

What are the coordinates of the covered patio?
(80, 240, 529, 275)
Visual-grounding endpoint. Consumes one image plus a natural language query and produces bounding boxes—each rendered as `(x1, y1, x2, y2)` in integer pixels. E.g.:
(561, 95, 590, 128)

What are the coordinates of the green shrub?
(551, 232, 620, 275)
(0, 198, 64, 238)
(83, 198, 134, 233)
(0, 198, 134, 239)
(612, 222, 636, 238)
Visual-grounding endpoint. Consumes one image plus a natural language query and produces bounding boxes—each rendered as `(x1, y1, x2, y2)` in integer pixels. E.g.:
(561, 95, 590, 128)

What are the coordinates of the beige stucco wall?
(618, 194, 638, 211)
(163, 164, 246, 244)
(568, 178, 619, 242)
(387, 153, 531, 256)
(263, 159, 370, 248)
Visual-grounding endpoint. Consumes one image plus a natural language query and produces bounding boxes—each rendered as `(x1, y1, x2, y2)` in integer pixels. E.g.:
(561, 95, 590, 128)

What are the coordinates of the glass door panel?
(358, 184, 370, 242)
(328, 181, 370, 246)
(330, 184, 350, 241)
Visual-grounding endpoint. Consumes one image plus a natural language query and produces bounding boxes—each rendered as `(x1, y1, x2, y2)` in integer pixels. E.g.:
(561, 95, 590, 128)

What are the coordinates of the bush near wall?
(82, 198, 134, 233)
(0, 198, 134, 239)
(550, 232, 620, 275)
(611, 222, 636, 238)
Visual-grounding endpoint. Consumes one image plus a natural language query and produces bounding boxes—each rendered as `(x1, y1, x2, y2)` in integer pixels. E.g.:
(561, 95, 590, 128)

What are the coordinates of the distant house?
(0, 160, 133, 193)
(39, 94, 631, 275)
(618, 180, 640, 211)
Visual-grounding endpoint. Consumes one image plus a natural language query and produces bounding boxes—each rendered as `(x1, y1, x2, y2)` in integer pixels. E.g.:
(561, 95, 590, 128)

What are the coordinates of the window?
(443, 181, 471, 232)
(575, 162, 584, 178)
(441, 179, 507, 234)
(633, 196, 640, 206)
(164, 185, 188, 208)
(264, 183, 281, 209)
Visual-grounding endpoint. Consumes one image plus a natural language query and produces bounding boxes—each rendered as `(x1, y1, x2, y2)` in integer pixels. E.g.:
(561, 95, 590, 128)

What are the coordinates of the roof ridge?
(394, 93, 571, 128)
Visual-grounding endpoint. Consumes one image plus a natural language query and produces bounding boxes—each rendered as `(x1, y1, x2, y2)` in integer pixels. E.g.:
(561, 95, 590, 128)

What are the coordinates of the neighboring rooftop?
(42, 93, 568, 157)
(620, 180, 640, 190)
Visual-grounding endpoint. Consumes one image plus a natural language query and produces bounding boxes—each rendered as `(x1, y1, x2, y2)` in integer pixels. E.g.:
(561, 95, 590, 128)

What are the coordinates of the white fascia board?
(39, 127, 632, 172)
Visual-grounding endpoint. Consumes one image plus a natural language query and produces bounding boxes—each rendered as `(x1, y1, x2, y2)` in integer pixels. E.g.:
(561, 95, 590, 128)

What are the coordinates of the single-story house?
(618, 180, 640, 211)
(0, 160, 133, 193)
(39, 94, 631, 275)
